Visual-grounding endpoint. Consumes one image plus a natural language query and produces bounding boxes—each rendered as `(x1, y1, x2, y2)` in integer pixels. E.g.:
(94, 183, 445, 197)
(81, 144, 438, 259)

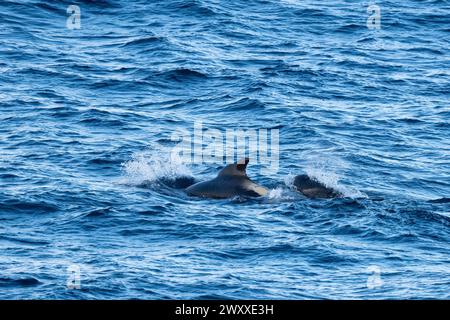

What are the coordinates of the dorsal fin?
(217, 158, 250, 177)
(236, 158, 249, 172)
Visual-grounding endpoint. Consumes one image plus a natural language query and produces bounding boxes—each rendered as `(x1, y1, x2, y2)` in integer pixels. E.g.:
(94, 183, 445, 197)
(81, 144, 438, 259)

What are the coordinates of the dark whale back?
(293, 174, 341, 199)
(186, 158, 268, 199)
(217, 158, 249, 177)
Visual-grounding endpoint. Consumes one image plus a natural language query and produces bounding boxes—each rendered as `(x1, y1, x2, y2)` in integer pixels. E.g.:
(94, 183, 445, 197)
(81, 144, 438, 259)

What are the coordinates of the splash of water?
(266, 186, 297, 201)
(283, 172, 297, 189)
(304, 163, 367, 199)
(284, 156, 367, 199)
(121, 147, 193, 186)
(305, 166, 341, 191)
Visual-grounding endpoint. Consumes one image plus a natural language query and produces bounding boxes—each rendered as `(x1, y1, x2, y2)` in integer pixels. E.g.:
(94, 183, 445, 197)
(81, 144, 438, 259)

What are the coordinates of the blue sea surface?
(0, 0, 449, 299)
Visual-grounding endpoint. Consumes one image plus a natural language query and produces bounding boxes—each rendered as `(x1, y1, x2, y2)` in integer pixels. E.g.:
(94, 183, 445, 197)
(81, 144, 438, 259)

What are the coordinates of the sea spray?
(121, 147, 193, 186)
(293, 156, 368, 199)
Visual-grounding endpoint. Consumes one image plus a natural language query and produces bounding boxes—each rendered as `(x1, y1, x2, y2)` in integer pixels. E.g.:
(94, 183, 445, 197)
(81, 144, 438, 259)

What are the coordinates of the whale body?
(186, 158, 268, 199)
(293, 174, 342, 199)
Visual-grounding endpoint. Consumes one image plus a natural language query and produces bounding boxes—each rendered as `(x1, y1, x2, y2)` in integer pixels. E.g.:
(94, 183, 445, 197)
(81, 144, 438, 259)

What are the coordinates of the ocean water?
(0, 0, 449, 299)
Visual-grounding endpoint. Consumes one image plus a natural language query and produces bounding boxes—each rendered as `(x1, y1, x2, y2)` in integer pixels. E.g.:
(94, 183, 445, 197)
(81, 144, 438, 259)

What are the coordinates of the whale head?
(293, 174, 341, 199)
(217, 158, 249, 178)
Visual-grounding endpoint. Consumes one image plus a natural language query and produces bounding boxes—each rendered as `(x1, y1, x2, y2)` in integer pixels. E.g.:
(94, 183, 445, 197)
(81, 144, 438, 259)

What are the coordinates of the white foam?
(305, 166, 340, 191)
(265, 186, 298, 202)
(304, 163, 367, 199)
(267, 187, 284, 200)
(283, 172, 297, 189)
(121, 148, 193, 186)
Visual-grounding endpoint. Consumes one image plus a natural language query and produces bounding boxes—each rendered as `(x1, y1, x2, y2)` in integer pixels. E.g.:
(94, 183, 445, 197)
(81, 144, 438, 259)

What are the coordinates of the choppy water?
(1, 0, 449, 299)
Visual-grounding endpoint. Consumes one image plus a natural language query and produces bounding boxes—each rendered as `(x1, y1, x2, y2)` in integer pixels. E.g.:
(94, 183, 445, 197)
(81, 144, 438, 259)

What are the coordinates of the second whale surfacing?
(186, 158, 268, 199)
(293, 174, 342, 199)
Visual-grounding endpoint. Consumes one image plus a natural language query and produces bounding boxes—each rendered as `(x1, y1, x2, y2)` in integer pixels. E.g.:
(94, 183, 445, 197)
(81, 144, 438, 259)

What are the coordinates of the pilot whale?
(293, 174, 342, 199)
(186, 158, 268, 199)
